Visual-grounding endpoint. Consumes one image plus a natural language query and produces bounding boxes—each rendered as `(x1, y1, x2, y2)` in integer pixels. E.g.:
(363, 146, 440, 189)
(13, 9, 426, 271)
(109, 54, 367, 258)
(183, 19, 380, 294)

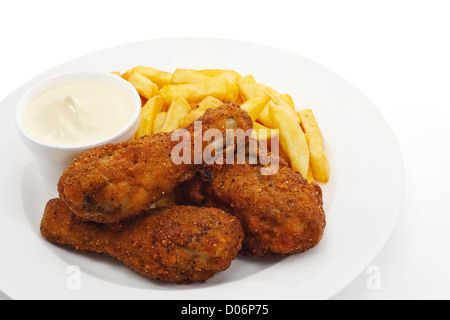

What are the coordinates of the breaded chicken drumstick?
(58, 102, 253, 224)
(41, 199, 244, 284)
(176, 156, 326, 257)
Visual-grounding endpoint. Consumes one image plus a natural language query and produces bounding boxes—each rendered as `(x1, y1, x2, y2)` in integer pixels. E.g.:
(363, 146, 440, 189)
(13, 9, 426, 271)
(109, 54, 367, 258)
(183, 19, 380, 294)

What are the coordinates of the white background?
(1, 0, 449, 300)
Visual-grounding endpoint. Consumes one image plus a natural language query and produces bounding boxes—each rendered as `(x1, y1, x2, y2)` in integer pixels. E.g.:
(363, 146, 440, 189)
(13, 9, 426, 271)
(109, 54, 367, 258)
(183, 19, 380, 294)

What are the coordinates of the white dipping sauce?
(21, 81, 136, 146)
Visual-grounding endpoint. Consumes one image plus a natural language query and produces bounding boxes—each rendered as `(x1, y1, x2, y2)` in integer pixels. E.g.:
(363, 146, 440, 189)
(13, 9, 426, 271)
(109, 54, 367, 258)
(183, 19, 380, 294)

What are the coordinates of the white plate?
(0, 38, 404, 300)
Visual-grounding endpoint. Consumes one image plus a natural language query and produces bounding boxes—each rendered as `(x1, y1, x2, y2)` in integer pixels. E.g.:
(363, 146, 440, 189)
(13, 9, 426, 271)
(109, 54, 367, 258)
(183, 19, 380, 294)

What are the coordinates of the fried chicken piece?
(58, 102, 253, 224)
(175, 157, 326, 257)
(40, 198, 244, 284)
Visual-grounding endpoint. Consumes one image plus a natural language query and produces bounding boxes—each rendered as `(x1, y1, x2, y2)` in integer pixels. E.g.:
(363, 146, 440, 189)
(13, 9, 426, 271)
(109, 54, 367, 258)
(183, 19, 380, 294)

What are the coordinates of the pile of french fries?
(113, 66, 329, 183)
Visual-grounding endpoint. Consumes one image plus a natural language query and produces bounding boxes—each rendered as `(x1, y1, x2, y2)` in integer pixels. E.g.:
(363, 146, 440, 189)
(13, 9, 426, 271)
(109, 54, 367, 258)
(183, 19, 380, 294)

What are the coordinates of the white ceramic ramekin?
(16, 72, 141, 197)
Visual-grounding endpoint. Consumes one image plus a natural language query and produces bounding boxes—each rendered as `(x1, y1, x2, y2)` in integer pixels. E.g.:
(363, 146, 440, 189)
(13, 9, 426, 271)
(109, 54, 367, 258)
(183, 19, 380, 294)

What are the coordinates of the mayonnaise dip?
(21, 80, 136, 146)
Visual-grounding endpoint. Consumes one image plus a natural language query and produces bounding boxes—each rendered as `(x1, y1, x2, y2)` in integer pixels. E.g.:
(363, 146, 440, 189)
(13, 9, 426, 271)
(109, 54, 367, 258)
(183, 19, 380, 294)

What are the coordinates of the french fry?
(160, 78, 238, 105)
(281, 94, 295, 110)
(140, 96, 147, 108)
(306, 164, 315, 183)
(256, 106, 275, 128)
(258, 99, 300, 128)
(277, 141, 291, 165)
(269, 102, 310, 178)
(236, 75, 267, 100)
(179, 109, 205, 128)
(152, 112, 167, 134)
(127, 71, 159, 100)
(237, 77, 299, 125)
(189, 102, 199, 109)
(197, 95, 224, 110)
(172, 69, 242, 87)
(235, 95, 245, 105)
(171, 69, 211, 85)
(298, 109, 329, 182)
(259, 84, 296, 112)
(135, 96, 165, 139)
(178, 96, 223, 128)
(266, 134, 290, 164)
(261, 84, 300, 122)
(252, 122, 279, 141)
(122, 66, 172, 88)
(209, 70, 242, 84)
(240, 96, 270, 121)
(197, 69, 225, 77)
(161, 97, 191, 132)
(110, 71, 121, 77)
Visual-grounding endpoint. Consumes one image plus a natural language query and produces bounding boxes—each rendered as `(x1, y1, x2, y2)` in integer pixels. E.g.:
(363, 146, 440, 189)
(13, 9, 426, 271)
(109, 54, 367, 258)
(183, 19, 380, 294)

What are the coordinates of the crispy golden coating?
(58, 102, 253, 224)
(40, 199, 244, 284)
(176, 158, 326, 257)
